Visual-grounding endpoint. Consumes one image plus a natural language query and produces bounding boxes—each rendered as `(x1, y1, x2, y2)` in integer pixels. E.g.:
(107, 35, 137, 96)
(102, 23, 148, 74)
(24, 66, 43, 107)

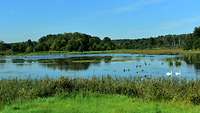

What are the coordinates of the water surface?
(0, 53, 200, 79)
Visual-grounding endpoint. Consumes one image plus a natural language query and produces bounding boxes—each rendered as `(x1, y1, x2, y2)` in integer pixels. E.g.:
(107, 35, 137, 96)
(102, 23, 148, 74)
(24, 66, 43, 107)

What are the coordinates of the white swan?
(175, 72, 181, 76)
(166, 71, 173, 76)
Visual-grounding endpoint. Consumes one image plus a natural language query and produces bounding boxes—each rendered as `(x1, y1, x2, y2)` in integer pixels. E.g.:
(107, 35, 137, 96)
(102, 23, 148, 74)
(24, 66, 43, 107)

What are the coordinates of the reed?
(1, 76, 200, 107)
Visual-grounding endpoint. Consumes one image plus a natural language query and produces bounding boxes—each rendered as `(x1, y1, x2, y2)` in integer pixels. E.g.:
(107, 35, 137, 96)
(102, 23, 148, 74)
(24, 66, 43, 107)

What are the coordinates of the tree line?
(0, 32, 116, 54)
(0, 27, 200, 54)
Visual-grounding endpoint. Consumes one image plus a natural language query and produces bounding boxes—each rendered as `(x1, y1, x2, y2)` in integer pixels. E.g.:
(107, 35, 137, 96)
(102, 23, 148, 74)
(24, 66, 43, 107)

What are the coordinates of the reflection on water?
(182, 54, 200, 69)
(38, 56, 112, 71)
(0, 59, 6, 63)
(1, 54, 200, 79)
(181, 54, 200, 79)
(164, 58, 182, 67)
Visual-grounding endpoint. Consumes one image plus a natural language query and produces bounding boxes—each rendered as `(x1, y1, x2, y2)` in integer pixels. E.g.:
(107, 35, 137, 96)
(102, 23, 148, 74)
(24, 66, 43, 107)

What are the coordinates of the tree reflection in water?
(180, 53, 200, 79)
(37, 56, 113, 71)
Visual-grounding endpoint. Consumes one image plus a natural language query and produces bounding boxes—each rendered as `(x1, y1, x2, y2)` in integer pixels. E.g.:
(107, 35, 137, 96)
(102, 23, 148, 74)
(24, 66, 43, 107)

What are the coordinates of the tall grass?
(1, 76, 200, 106)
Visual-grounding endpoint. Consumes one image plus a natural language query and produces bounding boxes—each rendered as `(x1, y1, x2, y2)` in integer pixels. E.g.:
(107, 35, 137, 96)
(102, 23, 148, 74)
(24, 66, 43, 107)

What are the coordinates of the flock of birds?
(123, 62, 182, 76)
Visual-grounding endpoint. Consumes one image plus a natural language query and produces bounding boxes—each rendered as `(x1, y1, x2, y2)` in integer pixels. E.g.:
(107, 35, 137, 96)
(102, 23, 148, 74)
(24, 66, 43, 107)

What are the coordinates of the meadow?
(2, 93, 200, 113)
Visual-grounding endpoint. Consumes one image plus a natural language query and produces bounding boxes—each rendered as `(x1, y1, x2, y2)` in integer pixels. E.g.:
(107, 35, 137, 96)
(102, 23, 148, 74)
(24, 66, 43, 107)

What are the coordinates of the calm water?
(0, 53, 200, 79)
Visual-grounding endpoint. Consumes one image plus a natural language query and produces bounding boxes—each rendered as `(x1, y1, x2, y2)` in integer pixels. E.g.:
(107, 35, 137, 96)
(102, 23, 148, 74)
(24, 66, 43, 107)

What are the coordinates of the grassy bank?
(2, 93, 200, 113)
(11, 49, 183, 56)
(5, 49, 200, 57)
(1, 76, 200, 108)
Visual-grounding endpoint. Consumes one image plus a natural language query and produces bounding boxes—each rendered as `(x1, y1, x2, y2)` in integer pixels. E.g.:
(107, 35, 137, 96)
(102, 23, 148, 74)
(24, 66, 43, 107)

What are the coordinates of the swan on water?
(166, 71, 172, 76)
(166, 71, 181, 76)
(175, 72, 181, 76)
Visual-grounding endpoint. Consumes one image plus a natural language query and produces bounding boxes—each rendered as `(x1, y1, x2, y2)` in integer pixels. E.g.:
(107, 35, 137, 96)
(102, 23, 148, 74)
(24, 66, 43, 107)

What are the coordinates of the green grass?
(1, 93, 200, 113)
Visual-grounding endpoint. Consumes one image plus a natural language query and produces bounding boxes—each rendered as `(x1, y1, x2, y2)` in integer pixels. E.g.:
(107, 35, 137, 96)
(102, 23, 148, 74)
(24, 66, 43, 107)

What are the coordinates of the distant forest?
(0, 26, 200, 54)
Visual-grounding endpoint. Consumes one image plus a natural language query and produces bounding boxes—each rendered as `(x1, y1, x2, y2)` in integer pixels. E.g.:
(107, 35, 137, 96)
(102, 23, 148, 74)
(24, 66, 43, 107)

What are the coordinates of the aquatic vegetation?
(175, 61, 182, 67)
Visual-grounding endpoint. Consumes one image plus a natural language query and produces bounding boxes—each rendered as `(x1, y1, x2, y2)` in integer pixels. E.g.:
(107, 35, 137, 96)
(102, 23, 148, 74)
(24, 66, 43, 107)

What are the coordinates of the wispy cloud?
(113, 0, 165, 14)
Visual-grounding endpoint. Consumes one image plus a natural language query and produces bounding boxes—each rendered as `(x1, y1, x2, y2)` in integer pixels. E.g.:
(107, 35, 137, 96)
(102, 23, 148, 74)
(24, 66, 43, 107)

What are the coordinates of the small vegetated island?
(1, 27, 200, 113)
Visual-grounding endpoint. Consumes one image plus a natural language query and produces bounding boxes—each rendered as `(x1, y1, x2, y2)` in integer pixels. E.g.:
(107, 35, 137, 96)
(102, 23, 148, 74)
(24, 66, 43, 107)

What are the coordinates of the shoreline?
(2, 49, 187, 56)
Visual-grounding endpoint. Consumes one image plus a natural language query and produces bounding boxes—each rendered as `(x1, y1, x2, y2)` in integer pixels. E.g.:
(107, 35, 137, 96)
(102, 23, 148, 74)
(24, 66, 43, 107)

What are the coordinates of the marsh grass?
(1, 76, 200, 108)
(8, 49, 183, 56)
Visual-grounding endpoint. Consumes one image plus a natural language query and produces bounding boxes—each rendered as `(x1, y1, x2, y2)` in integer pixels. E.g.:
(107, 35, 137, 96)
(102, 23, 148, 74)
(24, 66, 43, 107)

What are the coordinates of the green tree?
(0, 41, 6, 51)
(25, 46, 33, 53)
(194, 27, 200, 38)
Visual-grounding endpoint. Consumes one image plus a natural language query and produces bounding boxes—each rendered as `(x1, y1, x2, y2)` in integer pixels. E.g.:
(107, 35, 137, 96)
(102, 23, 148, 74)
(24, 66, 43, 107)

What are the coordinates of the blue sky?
(0, 0, 200, 42)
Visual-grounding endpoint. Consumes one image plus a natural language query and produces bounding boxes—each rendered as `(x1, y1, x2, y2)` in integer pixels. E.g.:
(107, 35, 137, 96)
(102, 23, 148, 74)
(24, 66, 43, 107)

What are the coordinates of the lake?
(0, 53, 200, 79)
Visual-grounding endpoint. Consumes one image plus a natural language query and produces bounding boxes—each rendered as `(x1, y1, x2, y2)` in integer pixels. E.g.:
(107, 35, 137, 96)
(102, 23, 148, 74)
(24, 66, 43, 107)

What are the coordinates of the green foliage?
(114, 34, 189, 49)
(0, 41, 10, 54)
(183, 26, 200, 50)
(25, 46, 33, 53)
(21, 33, 116, 52)
(0, 41, 5, 51)
(194, 27, 200, 37)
